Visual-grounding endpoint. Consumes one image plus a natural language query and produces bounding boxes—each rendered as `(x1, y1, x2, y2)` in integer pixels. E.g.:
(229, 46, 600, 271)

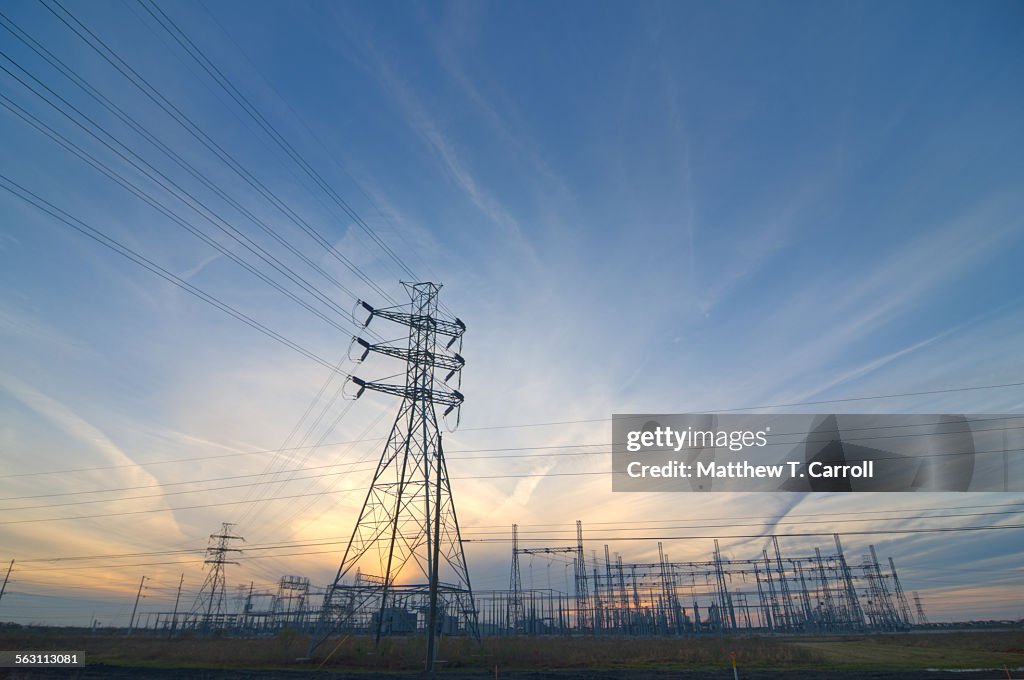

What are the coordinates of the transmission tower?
(508, 524, 524, 632)
(190, 522, 244, 629)
(913, 591, 929, 625)
(308, 282, 476, 672)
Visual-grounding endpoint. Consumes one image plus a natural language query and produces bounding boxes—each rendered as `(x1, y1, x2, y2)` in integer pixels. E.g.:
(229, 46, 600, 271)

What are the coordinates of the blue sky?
(1, 0, 1022, 626)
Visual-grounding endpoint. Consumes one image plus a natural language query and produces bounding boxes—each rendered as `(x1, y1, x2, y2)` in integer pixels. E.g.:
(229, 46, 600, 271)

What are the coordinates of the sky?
(0, 0, 1023, 628)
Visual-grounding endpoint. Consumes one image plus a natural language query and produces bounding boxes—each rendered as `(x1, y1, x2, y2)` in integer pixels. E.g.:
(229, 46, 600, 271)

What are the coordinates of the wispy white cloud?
(0, 373, 188, 591)
(178, 251, 223, 281)
(737, 190, 1024, 407)
(426, 3, 573, 209)
(353, 38, 543, 275)
(0, 306, 89, 356)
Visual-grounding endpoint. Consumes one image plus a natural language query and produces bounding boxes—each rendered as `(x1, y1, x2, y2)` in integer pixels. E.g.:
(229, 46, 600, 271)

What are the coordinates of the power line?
(0, 473, 616, 524)
(461, 524, 1024, 543)
(0, 448, 373, 511)
(138, 0, 418, 289)
(17, 548, 345, 573)
(459, 509, 1024, 536)
(0, 9, 400, 539)
(228, 368, 355, 524)
(259, 406, 392, 540)
(0, 11, 433, 543)
(458, 381, 1024, 431)
(19, 549, 205, 564)
(0, 10, 377, 320)
(464, 500, 1024, 529)
(194, 0, 448, 302)
(12, 522, 1024, 570)
(1, 30, 407, 548)
(0, 173, 347, 375)
(4, 432, 1019, 509)
(39, 0, 399, 307)
(0, 435, 396, 481)
(2, 410, 1020, 482)
(2, 444, 1020, 522)
(232, 398, 357, 529)
(0, 95, 352, 340)
(0, 59, 362, 338)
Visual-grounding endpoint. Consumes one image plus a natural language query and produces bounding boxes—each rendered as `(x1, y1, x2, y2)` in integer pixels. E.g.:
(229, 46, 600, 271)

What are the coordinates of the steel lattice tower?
(189, 522, 244, 629)
(913, 591, 929, 625)
(508, 524, 524, 632)
(308, 282, 476, 671)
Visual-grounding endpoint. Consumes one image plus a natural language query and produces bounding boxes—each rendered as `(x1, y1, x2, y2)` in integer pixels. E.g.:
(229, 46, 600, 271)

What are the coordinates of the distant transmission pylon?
(189, 522, 244, 630)
(308, 282, 477, 672)
(912, 591, 929, 625)
(508, 524, 524, 632)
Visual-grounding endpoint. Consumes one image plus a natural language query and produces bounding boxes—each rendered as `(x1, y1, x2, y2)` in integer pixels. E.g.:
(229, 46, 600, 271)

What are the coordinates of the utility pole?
(169, 573, 184, 636)
(128, 575, 147, 635)
(0, 560, 13, 608)
(308, 282, 475, 673)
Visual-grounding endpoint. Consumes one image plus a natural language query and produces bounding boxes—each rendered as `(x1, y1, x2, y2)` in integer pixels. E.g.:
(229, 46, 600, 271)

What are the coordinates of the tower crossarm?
(353, 337, 465, 373)
(351, 377, 464, 408)
(515, 547, 577, 556)
(358, 300, 466, 341)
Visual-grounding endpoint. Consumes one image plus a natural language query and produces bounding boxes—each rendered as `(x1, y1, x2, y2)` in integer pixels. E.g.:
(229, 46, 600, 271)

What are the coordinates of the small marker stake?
(731, 651, 739, 680)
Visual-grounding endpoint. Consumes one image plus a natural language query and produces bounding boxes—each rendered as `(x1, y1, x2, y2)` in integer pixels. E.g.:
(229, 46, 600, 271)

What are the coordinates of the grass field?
(0, 628, 1021, 674)
(788, 632, 1024, 671)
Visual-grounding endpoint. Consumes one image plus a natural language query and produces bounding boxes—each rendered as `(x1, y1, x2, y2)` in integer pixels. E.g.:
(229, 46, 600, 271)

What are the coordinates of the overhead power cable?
(2, 431, 1019, 508)
(0, 12, 373, 318)
(458, 509, 1024, 536)
(0, 434, 386, 480)
(464, 500, 1024, 530)
(0, 173, 347, 376)
(0, 85, 357, 337)
(12, 523, 1024, 571)
(194, 0, 447, 300)
(259, 406, 391, 540)
(233, 398, 357, 529)
(1, 9, 385, 554)
(13, 500, 1024, 563)
(227, 365, 354, 526)
(457, 381, 1024, 432)
(1, 442, 1020, 523)
(138, 0, 417, 288)
(39, 0, 398, 305)
(461, 523, 1024, 543)
(2, 410, 1021, 483)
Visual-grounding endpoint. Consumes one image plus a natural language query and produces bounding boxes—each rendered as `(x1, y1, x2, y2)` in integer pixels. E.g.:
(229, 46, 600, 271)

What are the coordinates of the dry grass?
(0, 627, 1020, 672)
(0, 628, 823, 671)
(441, 636, 823, 671)
(787, 631, 1024, 670)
